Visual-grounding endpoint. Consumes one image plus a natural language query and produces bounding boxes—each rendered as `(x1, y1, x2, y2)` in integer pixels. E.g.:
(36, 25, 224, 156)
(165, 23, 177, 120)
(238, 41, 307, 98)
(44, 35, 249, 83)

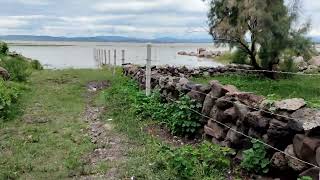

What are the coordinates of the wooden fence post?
(108, 50, 111, 70)
(104, 49, 107, 65)
(121, 49, 125, 65)
(146, 43, 152, 96)
(113, 49, 116, 76)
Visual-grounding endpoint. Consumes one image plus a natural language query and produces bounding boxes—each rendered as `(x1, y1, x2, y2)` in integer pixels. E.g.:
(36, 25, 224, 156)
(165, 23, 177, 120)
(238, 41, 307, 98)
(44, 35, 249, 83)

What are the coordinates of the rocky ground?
(80, 80, 129, 180)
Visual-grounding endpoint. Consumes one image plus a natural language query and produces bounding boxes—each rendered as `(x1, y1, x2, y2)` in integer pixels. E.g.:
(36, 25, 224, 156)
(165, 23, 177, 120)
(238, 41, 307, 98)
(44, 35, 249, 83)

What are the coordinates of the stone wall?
(123, 64, 320, 179)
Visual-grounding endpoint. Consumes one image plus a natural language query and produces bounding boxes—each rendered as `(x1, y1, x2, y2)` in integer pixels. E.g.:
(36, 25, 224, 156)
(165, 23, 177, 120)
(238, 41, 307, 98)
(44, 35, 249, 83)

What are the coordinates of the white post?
(113, 49, 116, 76)
(104, 49, 107, 65)
(121, 49, 125, 65)
(146, 43, 152, 96)
(98, 49, 101, 67)
(93, 48, 96, 63)
(108, 50, 111, 70)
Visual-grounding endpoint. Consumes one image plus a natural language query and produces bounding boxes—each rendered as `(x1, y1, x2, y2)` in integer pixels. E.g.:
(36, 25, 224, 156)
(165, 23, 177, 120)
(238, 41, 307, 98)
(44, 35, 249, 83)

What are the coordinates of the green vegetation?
(193, 74, 320, 108)
(298, 176, 313, 180)
(206, 0, 315, 71)
(157, 142, 233, 180)
(133, 92, 203, 136)
(241, 140, 270, 174)
(0, 69, 110, 179)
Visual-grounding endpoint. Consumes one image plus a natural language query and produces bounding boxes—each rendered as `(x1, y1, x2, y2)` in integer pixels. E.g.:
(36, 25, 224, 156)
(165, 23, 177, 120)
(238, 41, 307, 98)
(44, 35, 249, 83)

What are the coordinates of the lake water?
(8, 41, 228, 69)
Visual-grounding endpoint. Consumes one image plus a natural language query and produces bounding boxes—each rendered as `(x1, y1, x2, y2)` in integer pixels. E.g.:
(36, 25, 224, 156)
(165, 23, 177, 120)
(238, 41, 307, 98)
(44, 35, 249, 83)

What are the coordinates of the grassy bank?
(0, 69, 109, 179)
(193, 74, 320, 108)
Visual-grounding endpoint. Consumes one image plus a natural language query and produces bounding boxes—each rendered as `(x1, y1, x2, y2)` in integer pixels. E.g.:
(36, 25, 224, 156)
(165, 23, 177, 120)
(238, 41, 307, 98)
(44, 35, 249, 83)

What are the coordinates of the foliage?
(241, 140, 270, 174)
(232, 49, 249, 65)
(0, 41, 9, 54)
(0, 56, 32, 82)
(30, 60, 44, 70)
(157, 142, 232, 180)
(133, 92, 203, 136)
(298, 176, 313, 180)
(0, 80, 24, 121)
(206, 0, 312, 71)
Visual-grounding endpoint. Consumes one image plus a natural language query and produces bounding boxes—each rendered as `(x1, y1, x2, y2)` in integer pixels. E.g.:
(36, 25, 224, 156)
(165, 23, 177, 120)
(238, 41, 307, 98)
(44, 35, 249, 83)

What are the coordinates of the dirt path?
(80, 81, 129, 180)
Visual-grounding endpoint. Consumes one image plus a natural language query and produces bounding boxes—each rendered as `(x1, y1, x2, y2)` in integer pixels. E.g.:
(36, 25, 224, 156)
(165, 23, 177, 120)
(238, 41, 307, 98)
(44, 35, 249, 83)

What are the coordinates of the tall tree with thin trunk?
(205, 0, 308, 71)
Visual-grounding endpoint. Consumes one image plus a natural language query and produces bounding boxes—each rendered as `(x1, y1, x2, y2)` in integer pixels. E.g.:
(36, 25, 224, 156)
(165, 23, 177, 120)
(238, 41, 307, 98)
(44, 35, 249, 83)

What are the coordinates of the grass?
(214, 52, 233, 64)
(0, 69, 110, 179)
(193, 74, 320, 108)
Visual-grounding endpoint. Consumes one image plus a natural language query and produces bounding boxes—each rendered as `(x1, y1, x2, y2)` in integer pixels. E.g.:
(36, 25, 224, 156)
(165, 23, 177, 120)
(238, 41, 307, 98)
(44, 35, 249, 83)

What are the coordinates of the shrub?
(0, 56, 32, 82)
(134, 93, 203, 136)
(298, 176, 313, 180)
(232, 49, 249, 65)
(241, 140, 270, 174)
(0, 42, 8, 55)
(156, 142, 232, 179)
(0, 80, 23, 120)
(30, 60, 43, 70)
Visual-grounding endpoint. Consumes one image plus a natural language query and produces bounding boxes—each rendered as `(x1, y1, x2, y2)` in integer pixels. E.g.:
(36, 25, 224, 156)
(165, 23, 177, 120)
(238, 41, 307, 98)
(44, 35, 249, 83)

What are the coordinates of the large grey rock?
(267, 119, 290, 140)
(201, 91, 216, 117)
(271, 152, 288, 171)
(316, 146, 320, 166)
(290, 108, 320, 131)
(285, 144, 308, 171)
(222, 85, 239, 95)
(234, 102, 249, 122)
(216, 96, 234, 110)
(275, 98, 306, 111)
(293, 134, 320, 165)
(206, 121, 226, 140)
(310, 56, 320, 67)
(209, 80, 224, 98)
(225, 126, 243, 147)
(245, 111, 270, 130)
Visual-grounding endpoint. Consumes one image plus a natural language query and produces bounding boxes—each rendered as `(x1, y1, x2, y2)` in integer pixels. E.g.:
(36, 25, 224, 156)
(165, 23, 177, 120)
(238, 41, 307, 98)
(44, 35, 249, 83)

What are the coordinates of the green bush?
(30, 60, 43, 70)
(0, 42, 8, 55)
(156, 142, 232, 179)
(134, 93, 202, 136)
(298, 176, 313, 180)
(0, 80, 23, 120)
(232, 49, 249, 65)
(0, 56, 32, 82)
(241, 140, 270, 174)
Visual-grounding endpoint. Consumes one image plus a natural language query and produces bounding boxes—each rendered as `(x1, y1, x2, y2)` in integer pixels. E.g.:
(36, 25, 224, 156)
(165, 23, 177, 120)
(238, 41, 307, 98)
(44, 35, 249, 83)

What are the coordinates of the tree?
(205, 0, 311, 71)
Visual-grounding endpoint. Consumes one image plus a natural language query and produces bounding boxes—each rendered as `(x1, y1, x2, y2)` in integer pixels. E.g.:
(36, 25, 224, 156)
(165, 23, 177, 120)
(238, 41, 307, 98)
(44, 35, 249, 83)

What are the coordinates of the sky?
(0, 0, 319, 39)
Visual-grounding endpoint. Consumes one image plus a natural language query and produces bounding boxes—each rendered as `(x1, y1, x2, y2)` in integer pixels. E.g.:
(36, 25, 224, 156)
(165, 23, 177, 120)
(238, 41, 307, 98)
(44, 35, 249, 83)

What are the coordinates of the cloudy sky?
(0, 0, 319, 38)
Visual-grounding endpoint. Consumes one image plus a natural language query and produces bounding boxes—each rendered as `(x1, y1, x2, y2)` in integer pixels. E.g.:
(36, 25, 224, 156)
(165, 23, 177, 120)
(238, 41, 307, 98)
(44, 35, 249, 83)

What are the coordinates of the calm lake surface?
(8, 41, 228, 69)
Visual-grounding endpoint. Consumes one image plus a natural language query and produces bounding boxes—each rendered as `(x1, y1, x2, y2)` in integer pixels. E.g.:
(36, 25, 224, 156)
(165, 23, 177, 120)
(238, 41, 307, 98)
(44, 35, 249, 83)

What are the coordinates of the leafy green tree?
(205, 0, 312, 71)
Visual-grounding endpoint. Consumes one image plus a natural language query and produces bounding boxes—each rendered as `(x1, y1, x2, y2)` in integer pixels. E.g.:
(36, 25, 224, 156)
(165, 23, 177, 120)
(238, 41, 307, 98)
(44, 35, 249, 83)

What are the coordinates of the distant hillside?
(0, 35, 213, 43)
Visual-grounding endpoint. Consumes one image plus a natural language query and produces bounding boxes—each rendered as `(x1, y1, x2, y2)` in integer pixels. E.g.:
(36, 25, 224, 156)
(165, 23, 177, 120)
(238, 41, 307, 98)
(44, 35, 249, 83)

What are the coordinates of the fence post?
(108, 50, 111, 70)
(121, 49, 125, 65)
(93, 48, 96, 63)
(104, 49, 107, 65)
(98, 49, 101, 67)
(146, 43, 152, 96)
(113, 49, 116, 76)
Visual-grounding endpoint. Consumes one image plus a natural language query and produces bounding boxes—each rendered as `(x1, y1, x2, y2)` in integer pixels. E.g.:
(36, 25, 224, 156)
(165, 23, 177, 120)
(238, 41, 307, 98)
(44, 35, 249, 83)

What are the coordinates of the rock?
(206, 121, 226, 140)
(248, 128, 262, 139)
(316, 147, 320, 166)
(209, 80, 224, 98)
(271, 152, 288, 171)
(225, 126, 243, 146)
(285, 144, 308, 171)
(188, 52, 197, 56)
(310, 56, 320, 67)
(299, 167, 319, 180)
(290, 108, 320, 131)
(201, 91, 216, 117)
(234, 102, 249, 122)
(293, 56, 308, 70)
(275, 98, 306, 111)
(186, 84, 208, 103)
(177, 51, 187, 55)
(0, 66, 10, 80)
(216, 96, 234, 110)
(222, 85, 239, 95)
(267, 119, 290, 140)
(224, 107, 238, 122)
(245, 111, 270, 130)
(305, 65, 319, 74)
(231, 92, 265, 108)
(293, 134, 320, 165)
